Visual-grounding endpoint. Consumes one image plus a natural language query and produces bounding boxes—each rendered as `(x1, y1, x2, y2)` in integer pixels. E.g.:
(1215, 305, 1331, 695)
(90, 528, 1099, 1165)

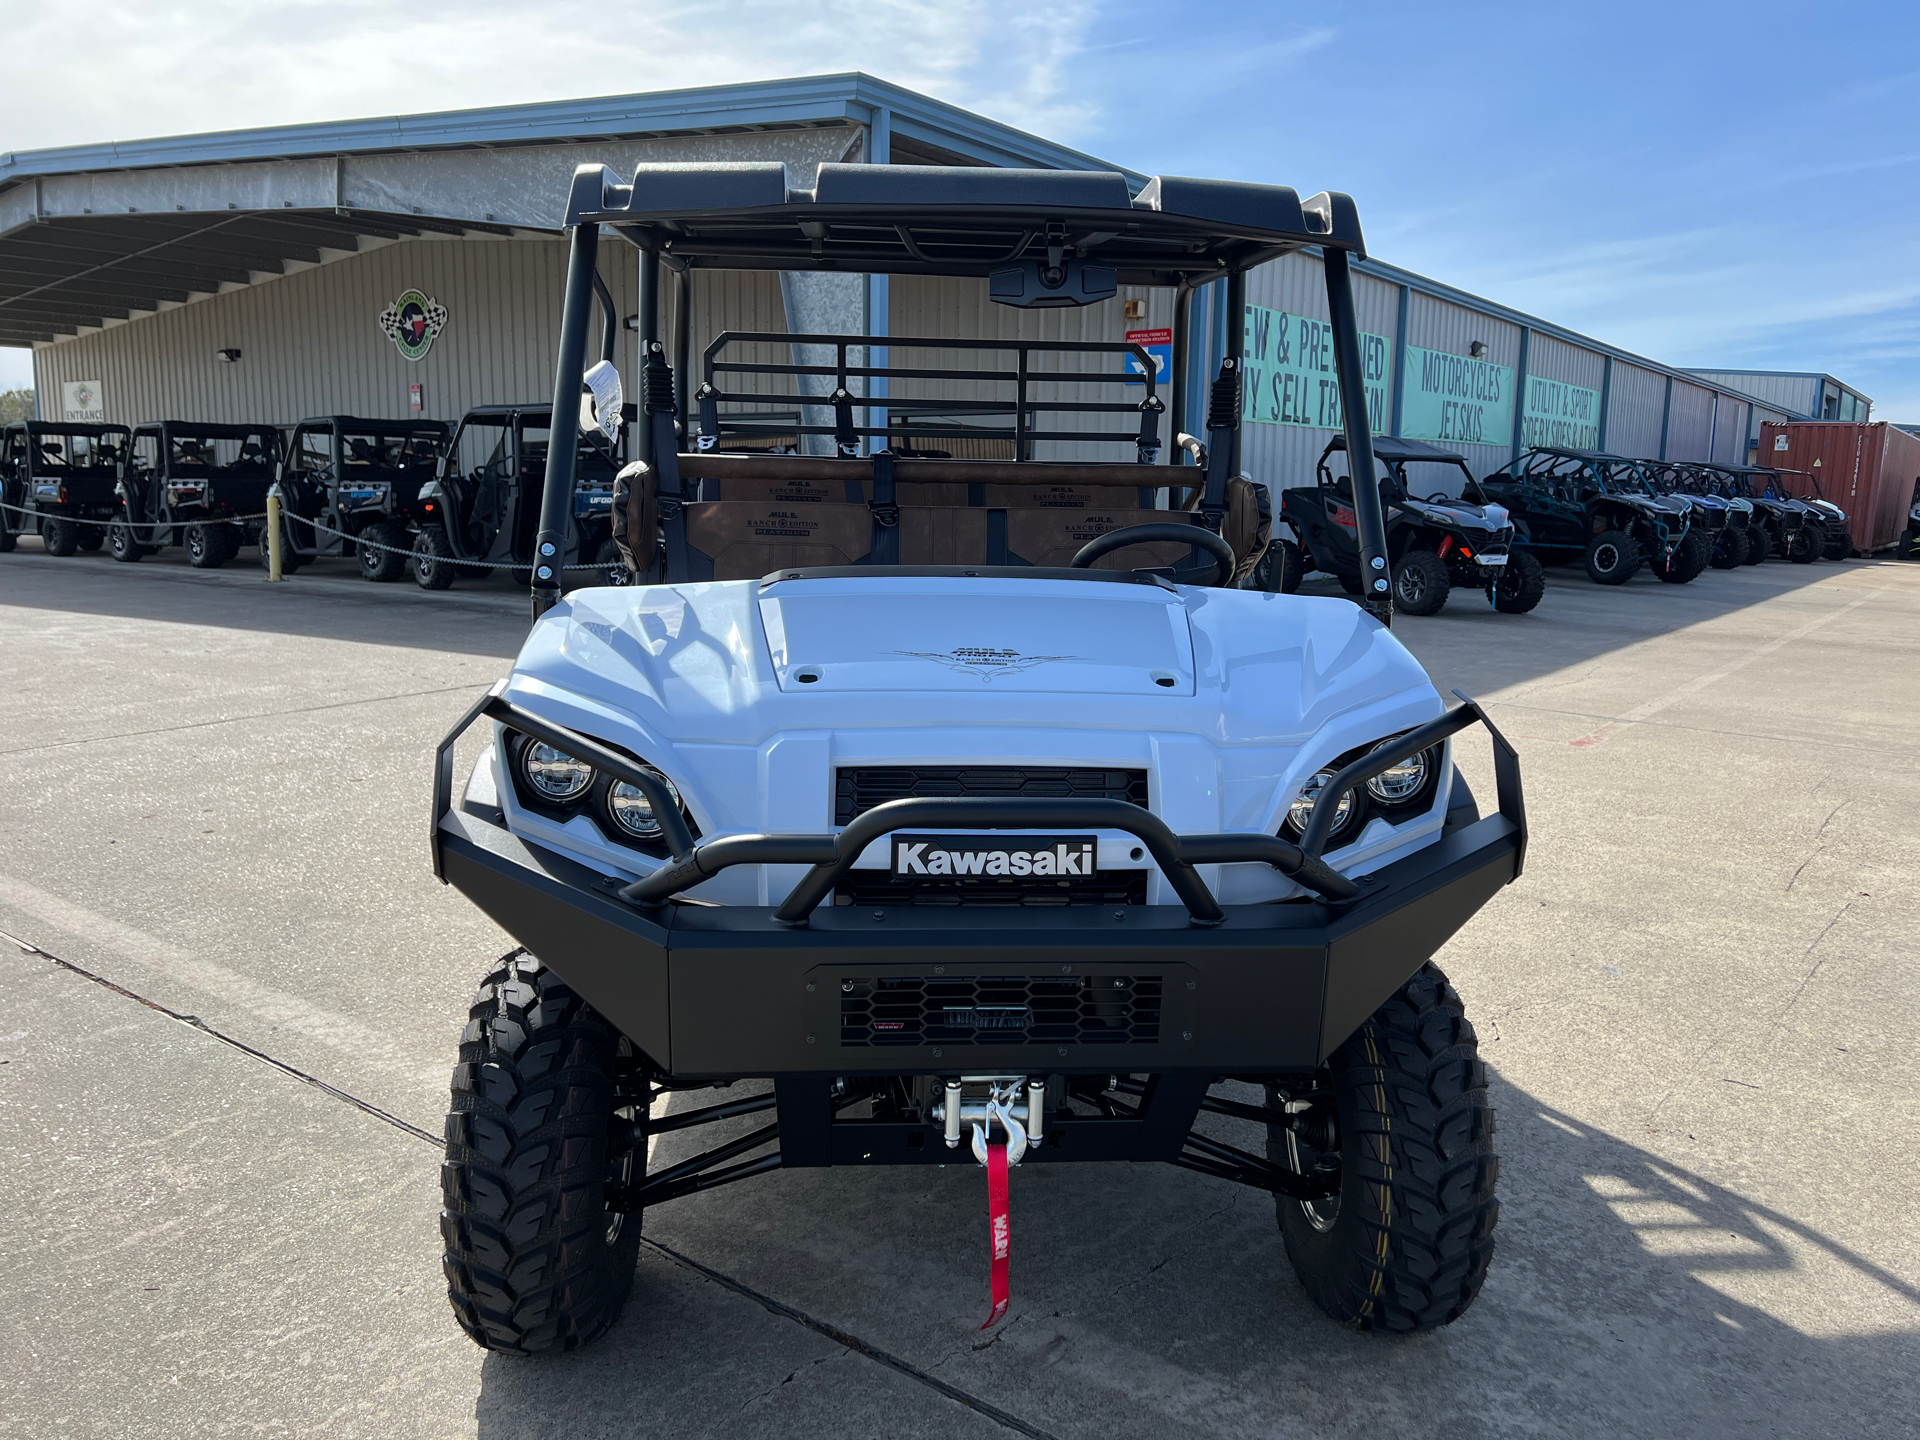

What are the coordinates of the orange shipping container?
(1756, 420, 1920, 555)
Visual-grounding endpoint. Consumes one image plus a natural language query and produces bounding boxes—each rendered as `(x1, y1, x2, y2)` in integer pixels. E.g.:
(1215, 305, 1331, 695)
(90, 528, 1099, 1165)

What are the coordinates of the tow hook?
(932, 1077, 1044, 1165)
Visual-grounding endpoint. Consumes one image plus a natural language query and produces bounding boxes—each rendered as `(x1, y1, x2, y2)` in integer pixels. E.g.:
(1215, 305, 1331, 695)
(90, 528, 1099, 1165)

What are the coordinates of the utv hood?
(758, 575, 1195, 696)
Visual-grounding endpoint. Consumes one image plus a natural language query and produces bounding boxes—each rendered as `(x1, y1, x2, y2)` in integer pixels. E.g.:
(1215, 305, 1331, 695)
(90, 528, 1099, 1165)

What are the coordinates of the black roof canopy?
(566, 162, 1365, 285)
(1327, 433, 1475, 466)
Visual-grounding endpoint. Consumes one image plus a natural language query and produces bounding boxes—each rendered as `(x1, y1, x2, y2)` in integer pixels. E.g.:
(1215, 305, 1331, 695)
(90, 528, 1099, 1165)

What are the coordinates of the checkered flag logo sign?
(378, 289, 448, 361)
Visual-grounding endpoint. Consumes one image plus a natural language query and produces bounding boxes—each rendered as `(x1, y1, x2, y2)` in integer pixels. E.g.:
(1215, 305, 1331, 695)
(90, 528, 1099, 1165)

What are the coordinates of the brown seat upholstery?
(613, 455, 1269, 583)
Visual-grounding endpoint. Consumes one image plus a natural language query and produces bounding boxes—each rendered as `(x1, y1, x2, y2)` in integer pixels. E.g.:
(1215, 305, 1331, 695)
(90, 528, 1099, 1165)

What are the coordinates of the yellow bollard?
(266, 493, 284, 582)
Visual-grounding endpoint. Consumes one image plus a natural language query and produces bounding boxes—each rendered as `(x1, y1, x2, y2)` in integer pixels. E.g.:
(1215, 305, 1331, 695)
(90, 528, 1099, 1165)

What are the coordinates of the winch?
(931, 1076, 1045, 1164)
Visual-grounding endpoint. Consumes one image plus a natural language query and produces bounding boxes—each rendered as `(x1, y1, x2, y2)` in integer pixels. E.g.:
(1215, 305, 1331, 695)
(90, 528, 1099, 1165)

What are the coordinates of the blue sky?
(2, 0, 1915, 415)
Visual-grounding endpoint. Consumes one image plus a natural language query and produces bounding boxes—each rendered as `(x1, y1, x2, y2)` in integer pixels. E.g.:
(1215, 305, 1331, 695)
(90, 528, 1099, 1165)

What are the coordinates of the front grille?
(835, 766, 1149, 825)
(839, 974, 1163, 1047)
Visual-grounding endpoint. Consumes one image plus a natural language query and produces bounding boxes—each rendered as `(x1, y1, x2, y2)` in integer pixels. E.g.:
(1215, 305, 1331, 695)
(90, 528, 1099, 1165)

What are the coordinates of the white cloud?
(0, 0, 1105, 153)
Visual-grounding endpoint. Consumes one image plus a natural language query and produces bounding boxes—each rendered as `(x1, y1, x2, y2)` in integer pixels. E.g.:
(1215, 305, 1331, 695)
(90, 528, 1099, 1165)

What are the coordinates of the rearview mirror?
(989, 258, 1117, 309)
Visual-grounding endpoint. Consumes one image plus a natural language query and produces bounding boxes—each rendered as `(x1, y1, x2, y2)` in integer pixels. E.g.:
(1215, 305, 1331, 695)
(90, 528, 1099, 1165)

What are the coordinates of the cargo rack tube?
(433, 691, 1523, 921)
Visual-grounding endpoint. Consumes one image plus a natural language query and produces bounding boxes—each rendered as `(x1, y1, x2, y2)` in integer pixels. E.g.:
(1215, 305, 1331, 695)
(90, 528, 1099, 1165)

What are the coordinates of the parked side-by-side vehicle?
(111, 421, 282, 568)
(413, 403, 636, 590)
(268, 416, 450, 579)
(1273, 433, 1542, 614)
(1480, 447, 1696, 584)
(0, 421, 131, 556)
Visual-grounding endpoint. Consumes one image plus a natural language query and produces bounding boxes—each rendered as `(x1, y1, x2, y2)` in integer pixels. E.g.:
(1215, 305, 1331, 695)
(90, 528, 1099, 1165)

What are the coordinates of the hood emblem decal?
(893, 647, 1075, 681)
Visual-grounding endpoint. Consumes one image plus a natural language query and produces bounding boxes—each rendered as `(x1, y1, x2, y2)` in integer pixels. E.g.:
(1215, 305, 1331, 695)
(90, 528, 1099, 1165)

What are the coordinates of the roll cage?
(529, 160, 1390, 622)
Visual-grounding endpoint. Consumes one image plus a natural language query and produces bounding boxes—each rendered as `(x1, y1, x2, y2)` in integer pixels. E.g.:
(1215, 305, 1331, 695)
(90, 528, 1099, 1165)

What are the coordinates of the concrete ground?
(2, 540, 1917, 1439)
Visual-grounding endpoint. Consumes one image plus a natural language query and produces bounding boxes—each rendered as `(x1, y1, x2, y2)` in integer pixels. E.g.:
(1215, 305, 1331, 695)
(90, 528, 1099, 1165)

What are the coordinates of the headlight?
(1367, 747, 1429, 803)
(607, 771, 682, 839)
(521, 741, 594, 801)
(1286, 770, 1356, 837)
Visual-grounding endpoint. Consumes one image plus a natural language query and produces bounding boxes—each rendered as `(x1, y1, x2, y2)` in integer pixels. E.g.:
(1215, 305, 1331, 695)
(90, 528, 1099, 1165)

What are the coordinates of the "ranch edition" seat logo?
(893, 836, 1097, 877)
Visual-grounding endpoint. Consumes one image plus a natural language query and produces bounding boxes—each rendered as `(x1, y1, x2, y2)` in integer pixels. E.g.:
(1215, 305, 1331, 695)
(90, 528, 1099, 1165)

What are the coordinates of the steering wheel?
(1070, 522, 1236, 587)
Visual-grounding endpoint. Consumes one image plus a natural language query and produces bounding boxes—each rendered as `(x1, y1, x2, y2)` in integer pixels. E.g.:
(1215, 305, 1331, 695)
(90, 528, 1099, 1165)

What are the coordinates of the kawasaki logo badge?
(378, 289, 448, 362)
(893, 835, 1097, 878)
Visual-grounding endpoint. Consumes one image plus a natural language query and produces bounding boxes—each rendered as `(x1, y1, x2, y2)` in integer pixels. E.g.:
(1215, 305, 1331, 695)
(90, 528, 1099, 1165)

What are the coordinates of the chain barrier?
(0, 497, 626, 578)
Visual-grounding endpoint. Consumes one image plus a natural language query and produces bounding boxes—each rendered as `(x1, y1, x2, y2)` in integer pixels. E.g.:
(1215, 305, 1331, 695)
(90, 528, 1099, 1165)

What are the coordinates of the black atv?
(1716, 466, 1822, 564)
(268, 416, 450, 580)
(412, 403, 636, 590)
(0, 421, 130, 556)
(1772, 467, 1850, 560)
(1272, 434, 1542, 615)
(1479, 447, 1698, 585)
(111, 422, 281, 568)
(1639, 459, 1753, 569)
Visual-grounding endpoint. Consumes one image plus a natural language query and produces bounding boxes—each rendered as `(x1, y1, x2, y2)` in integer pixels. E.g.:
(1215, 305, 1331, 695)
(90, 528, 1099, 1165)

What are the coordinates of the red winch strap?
(980, 1141, 1011, 1329)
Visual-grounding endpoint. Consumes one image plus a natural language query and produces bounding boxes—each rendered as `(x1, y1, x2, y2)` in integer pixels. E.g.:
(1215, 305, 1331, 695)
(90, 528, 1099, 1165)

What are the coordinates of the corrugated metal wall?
(1220, 252, 1399, 490)
(1404, 291, 1521, 478)
(1711, 397, 1750, 465)
(1527, 332, 1606, 390)
(1685, 370, 1820, 416)
(1603, 363, 1666, 458)
(1663, 381, 1716, 461)
(33, 235, 786, 432)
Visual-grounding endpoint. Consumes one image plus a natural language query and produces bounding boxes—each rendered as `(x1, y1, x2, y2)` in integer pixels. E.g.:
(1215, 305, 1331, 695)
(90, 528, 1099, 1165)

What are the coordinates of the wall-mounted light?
(623, 314, 640, 332)
(216, 348, 242, 363)
(1468, 340, 1487, 359)
(1124, 298, 1145, 321)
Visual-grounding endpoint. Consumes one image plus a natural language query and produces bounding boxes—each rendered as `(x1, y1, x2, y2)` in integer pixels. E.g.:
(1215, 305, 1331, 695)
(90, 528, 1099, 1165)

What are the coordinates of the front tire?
(1653, 531, 1706, 584)
(442, 952, 644, 1354)
(1583, 529, 1639, 584)
(1787, 524, 1820, 564)
(1269, 962, 1498, 1333)
(1744, 527, 1772, 564)
(1391, 549, 1450, 616)
(1710, 526, 1748, 569)
(1487, 548, 1545, 613)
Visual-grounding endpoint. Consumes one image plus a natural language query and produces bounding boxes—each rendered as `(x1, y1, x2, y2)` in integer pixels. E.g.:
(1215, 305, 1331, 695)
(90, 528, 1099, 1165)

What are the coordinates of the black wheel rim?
(1594, 542, 1620, 572)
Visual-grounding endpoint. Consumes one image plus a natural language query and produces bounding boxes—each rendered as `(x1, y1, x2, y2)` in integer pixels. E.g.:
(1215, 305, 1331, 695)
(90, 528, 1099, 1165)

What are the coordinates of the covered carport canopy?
(0, 209, 509, 346)
(0, 73, 1130, 349)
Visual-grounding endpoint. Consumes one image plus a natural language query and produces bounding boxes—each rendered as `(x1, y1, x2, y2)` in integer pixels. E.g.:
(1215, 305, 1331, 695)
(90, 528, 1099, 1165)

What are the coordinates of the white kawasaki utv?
(431, 160, 1526, 1354)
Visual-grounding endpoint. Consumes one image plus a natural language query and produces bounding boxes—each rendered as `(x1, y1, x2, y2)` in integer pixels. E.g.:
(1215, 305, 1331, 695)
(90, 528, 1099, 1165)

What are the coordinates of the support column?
(1658, 375, 1672, 460)
(1596, 355, 1614, 453)
(865, 106, 891, 452)
(1509, 326, 1531, 462)
(1390, 284, 1410, 438)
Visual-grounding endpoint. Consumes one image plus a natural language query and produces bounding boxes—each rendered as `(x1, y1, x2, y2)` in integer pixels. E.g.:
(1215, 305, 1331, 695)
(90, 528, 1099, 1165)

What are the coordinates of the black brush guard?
(430, 688, 1523, 1191)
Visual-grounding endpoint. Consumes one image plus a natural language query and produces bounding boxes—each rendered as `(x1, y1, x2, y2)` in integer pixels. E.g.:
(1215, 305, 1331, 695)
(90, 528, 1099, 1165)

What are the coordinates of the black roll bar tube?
(1296, 691, 1527, 874)
(1322, 246, 1392, 627)
(531, 212, 604, 622)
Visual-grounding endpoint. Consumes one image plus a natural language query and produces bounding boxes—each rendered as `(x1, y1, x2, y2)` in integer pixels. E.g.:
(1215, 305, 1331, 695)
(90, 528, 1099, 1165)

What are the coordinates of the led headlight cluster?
(508, 732, 690, 853)
(1281, 736, 1441, 848)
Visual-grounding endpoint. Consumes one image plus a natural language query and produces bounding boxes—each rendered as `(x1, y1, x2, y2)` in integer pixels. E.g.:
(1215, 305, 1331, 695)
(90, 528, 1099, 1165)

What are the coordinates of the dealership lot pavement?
(3, 545, 1917, 1440)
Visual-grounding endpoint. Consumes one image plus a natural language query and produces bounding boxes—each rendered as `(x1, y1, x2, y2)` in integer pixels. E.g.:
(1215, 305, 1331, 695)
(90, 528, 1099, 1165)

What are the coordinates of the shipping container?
(1756, 420, 1920, 554)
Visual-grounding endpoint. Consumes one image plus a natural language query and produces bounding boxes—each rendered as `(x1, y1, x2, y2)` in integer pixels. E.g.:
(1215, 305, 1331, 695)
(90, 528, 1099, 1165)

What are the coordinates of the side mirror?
(580, 361, 624, 442)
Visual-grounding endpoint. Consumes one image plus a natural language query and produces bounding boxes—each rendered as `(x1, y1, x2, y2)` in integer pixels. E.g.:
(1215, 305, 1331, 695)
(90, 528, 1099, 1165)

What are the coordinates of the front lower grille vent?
(835, 766, 1148, 826)
(839, 974, 1163, 1047)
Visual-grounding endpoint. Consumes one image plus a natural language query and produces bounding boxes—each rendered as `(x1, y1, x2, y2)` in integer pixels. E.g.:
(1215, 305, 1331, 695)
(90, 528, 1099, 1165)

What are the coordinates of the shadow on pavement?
(468, 1077, 1919, 1439)
(1, 537, 1882, 697)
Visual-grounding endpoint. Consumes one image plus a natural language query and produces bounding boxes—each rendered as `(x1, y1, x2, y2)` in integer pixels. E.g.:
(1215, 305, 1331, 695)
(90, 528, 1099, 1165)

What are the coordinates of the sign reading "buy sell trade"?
(1240, 304, 1390, 432)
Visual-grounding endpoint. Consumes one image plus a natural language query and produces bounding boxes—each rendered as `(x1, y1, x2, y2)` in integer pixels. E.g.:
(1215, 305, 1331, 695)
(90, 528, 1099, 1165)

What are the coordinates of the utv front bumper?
(431, 691, 1526, 1085)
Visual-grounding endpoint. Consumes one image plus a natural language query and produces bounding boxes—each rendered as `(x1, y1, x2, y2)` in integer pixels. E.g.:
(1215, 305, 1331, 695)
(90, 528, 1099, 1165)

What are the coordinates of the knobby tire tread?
(441, 950, 642, 1354)
(1272, 962, 1498, 1333)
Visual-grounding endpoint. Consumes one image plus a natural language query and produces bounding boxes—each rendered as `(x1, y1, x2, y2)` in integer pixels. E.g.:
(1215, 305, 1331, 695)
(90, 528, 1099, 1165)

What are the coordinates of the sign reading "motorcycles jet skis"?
(1400, 346, 1515, 447)
(1520, 376, 1602, 451)
(892, 836, 1098, 878)
(1239, 304, 1390, 432)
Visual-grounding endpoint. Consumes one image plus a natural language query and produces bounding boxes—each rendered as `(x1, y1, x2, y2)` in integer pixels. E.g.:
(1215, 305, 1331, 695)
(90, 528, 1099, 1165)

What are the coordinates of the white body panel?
(483, 574, 1453, 906)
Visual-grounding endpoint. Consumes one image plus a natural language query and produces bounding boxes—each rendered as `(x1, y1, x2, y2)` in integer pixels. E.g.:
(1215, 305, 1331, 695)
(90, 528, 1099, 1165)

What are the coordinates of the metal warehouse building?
(0, 73, 1806, 482)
